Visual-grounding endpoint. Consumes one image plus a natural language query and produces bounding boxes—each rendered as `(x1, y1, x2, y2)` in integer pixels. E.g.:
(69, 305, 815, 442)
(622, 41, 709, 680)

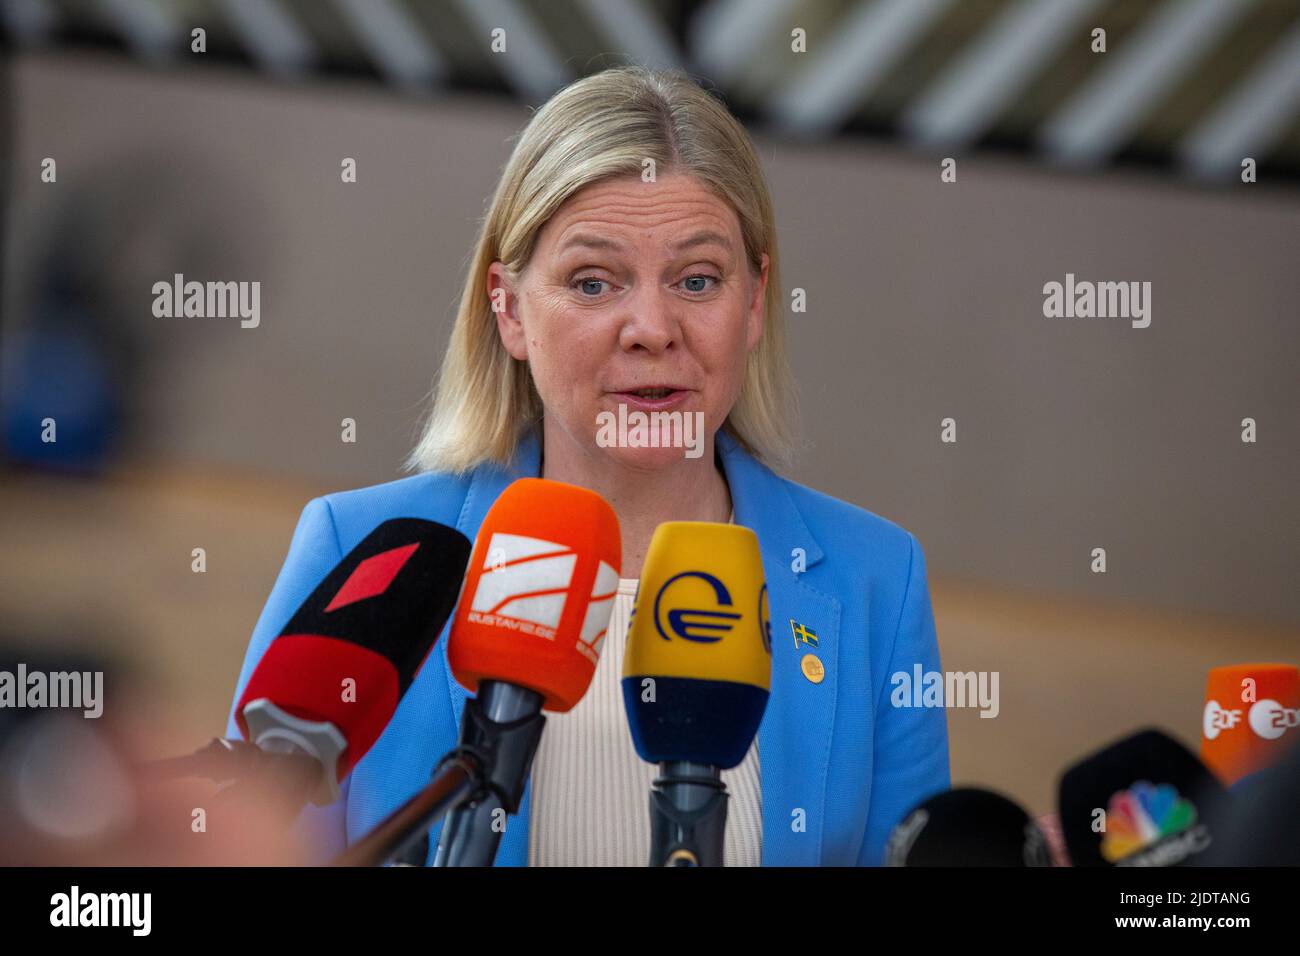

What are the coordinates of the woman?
(226, 66, 949, 866)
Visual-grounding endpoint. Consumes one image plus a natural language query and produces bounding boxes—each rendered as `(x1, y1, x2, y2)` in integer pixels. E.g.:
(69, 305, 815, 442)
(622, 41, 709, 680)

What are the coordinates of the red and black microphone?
(160, 518, 471, 812)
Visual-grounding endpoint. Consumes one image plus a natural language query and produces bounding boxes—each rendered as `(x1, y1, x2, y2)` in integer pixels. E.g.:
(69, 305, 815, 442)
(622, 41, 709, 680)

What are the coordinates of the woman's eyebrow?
(556, 230, 733, 255)
(558, 232, 626, 254)
(670, 230, 732, 253)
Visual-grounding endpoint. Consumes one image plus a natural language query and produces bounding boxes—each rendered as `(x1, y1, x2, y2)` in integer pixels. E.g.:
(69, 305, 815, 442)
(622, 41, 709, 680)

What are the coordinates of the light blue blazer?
(225, 427, 950, 865)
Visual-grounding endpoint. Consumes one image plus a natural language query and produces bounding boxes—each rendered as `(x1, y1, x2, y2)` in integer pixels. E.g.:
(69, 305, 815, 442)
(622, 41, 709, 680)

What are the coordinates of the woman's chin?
(596, 438, 705, 471)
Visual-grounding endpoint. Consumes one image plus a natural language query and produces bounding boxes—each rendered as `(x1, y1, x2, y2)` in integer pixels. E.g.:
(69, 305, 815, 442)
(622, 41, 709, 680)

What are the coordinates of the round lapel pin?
(800, 653, 825, 684)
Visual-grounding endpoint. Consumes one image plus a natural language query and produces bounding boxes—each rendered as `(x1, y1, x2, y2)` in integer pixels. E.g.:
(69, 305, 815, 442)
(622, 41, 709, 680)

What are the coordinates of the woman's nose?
(616, 286, 682, 353)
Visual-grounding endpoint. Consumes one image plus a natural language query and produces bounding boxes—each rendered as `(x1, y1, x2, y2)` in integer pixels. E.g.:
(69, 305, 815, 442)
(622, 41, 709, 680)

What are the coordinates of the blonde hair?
(405, 66, 799, 475)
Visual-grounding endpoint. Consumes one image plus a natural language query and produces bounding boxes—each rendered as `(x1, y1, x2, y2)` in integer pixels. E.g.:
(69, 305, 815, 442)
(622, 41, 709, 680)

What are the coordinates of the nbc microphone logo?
(1101, 782, 1209, 865)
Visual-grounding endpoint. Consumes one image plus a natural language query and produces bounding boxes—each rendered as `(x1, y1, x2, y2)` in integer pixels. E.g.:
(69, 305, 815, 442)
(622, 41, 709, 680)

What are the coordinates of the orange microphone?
(447, 477, 621, 711)
(435, 477, 621, 865)
(1201, 662, 1300, 784)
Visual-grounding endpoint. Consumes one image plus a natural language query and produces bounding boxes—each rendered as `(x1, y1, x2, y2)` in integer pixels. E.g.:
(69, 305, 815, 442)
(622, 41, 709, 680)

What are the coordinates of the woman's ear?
(488, 261, 528, 361)
(745, 252, 770, 352)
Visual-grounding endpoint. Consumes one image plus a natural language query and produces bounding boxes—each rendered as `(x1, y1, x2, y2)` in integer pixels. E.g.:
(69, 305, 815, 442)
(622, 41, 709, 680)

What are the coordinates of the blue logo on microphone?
(654, 571, 742, 644)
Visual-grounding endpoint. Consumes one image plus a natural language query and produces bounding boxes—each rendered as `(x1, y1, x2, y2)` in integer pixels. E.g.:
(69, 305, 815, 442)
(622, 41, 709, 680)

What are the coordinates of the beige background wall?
(6, 51, 1297, 623)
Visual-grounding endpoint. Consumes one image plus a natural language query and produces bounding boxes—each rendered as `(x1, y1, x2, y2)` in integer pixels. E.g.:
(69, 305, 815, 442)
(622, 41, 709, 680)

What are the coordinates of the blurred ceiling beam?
(576, 0, 684, 73)
(216, 0, 317, 78)
(331, 0, 446, 91)
(1, 0, 58, 46)
(6, 0, 1296, 184)
(903, 0, 1103, 151)
(767, 0, 957, 138)
(92, 0, 184, 62)
(691, 0, 802, 87)
(449, 0, 571, 103)
(1179, 19, 1300, 180)
(1039, 0, 1251, 167)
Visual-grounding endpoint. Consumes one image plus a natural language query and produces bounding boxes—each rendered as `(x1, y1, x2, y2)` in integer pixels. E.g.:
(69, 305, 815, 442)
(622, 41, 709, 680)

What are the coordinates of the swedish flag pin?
(790, 618, 818, 650)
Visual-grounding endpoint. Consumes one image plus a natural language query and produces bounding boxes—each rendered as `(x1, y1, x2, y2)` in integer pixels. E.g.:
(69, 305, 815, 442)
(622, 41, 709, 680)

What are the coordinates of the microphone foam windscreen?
(448, 478, 621, 712)
(884, 788, 1052, 866)
(237, 517, 471, 776)
(1058, 727, 1230, 867)
(621, 521, 771, 768)
(1200, 662, 1299, 784)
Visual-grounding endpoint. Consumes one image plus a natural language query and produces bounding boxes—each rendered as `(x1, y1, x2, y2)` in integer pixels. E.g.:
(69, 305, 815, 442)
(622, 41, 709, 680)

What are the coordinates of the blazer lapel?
(716, 430, 841, 867)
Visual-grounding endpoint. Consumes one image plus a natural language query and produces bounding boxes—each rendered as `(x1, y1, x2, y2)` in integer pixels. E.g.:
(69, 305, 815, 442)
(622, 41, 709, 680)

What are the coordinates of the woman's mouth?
(612, 387, 691, 411)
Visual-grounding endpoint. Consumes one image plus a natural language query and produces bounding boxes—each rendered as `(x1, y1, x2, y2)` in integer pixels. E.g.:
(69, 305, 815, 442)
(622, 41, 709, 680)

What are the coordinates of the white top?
(527, 517, 763, 866)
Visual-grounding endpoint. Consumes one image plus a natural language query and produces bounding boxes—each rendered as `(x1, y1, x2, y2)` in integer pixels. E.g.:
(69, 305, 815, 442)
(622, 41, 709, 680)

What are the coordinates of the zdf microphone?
(1200, 662, 1300, 785)
(622, 521, 771, 866)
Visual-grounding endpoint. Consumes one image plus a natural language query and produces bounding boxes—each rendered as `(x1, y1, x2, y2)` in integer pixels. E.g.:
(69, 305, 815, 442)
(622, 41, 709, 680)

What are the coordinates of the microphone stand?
(335, 680, 545, 867)
(145, 737, 322, 821)
(432, 681, 545, 867)
(145, 737, 317, 784)
(331, 754, 481, 867)
(649, 762, 729, 866)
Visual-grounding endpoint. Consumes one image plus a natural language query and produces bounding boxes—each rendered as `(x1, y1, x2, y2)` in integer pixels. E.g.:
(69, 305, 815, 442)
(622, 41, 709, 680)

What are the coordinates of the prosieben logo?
(50, 886, 151, 936)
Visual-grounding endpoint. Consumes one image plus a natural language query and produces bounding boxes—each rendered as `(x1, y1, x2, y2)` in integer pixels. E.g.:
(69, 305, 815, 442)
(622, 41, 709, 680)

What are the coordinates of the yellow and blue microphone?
(622, 521, 771, 865)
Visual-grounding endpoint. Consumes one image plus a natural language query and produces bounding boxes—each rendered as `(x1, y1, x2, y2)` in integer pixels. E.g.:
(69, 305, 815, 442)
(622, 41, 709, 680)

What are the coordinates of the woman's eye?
(681, 274, 718, 294)
(572, 275, 717, 296)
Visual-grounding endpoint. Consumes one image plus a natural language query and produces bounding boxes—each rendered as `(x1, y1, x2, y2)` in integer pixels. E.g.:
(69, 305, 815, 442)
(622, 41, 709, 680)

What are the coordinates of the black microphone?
(1058, 727, 1230, 867)
(884, 788, 1053, 866)
(1200, 738, 1300, 865)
